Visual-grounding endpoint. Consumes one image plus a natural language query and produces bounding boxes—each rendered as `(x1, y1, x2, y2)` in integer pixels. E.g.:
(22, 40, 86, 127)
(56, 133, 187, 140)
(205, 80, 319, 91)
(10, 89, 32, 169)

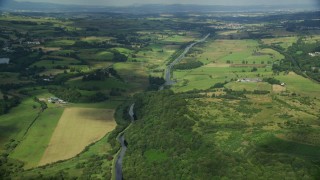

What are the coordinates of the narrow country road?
(164, 33, 210, 86)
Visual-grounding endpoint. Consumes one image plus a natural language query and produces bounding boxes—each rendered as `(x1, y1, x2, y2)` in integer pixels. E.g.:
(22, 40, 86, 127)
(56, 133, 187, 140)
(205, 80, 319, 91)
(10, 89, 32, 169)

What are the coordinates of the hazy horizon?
(10, 0, 320, 7)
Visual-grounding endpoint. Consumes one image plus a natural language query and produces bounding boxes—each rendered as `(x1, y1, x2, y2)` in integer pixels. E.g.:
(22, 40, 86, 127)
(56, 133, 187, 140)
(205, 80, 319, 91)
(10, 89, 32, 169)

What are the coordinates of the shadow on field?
(256, 135, 320, 161)
(73, 108, 114, 121)
(0, 125, 18, 143)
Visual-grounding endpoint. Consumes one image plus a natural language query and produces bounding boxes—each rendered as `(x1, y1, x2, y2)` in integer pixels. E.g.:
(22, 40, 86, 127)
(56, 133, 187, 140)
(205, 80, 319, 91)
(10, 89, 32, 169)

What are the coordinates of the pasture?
(80, 36, 113, 43)
(183, 39, 283, 67)
(66, 77, 128, 90)
(9, 107, 64, 169)
(171, 39, 283, 92)
(0, 98, 39, 150)
(113, 62, 149, 92)
(31, 56, 81, 69)
(225, 82, 271, 92)
(275, 72, 320, 97)
(38, 108, 116, 166)
(45, 39, 75, 47)
(78, 49, 114, 61)
(261, 37, 298, 49)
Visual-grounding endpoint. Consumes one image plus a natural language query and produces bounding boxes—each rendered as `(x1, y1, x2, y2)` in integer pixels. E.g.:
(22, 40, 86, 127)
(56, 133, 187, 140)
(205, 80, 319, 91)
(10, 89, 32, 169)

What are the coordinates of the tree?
(113, 51, 128, 62)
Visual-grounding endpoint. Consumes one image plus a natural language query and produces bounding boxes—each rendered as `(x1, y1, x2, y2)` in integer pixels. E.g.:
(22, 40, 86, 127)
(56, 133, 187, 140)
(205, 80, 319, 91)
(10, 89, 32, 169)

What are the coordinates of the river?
(115, 103, 134, 180)
(115, 34, 210, 179)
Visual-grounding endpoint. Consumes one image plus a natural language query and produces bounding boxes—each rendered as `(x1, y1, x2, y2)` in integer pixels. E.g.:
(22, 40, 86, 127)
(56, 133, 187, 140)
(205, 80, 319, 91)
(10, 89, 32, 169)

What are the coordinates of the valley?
(0, 7, 319, 179)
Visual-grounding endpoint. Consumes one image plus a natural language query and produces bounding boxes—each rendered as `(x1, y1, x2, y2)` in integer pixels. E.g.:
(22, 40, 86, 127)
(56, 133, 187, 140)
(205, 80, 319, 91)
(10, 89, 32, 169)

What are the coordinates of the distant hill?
(0, 1, 319, 13)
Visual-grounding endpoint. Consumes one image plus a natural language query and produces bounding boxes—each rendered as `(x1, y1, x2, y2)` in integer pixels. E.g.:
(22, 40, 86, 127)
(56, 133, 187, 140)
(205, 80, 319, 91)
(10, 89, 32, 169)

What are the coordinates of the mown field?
(39, 108, 116, 166)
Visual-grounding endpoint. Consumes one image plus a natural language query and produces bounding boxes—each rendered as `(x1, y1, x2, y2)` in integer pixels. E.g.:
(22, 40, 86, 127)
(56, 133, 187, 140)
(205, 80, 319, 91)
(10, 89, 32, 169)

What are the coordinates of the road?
(164, 33, 210, 86)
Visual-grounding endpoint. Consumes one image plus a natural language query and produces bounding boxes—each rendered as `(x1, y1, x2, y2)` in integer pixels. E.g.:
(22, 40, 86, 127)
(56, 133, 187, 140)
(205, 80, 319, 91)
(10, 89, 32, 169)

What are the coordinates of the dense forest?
(121, 90, 320, 179)
(272, 38, 320, 81)
(174, 61, 203, 70)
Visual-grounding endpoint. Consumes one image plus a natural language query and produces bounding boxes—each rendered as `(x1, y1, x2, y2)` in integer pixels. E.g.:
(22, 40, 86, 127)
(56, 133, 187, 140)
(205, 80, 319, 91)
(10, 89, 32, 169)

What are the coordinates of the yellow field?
(39, 108, 116, 166)
(272, 84, 286, 93)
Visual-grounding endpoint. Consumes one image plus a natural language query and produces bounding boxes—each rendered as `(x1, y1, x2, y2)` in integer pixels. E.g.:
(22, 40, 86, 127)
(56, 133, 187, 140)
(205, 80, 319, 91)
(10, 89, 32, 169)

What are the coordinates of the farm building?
(26, 41, 41, 45)
(0, 58, 10, 64)
(48, 97, 67, 104)
(309, 52, 320, 57)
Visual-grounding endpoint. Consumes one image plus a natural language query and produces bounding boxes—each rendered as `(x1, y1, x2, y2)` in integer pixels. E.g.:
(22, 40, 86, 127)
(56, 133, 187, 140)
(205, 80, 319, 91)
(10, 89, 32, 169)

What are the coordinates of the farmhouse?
(309, 52, 320, 57)
(0, 58, 10, 64)
(26, 41, 41, 45)
(43, 78, 52, 82)
(48, 97, 67, 104)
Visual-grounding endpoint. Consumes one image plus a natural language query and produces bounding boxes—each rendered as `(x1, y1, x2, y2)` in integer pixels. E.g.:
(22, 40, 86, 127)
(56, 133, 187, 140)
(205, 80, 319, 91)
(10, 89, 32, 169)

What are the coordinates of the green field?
(9, 107, 64, 169)
(262, 37, 298, 49)
(276, 72, 320, 97)
(78, 49, 114, 61)
(67, 77, 128, 90)
(19, 134, 114, 179)
(32, 57, 81, 68)
(45, 39, 76, 47)
(113, 62, 149, 92)
(225, 82, 272, 91)
(171, 38, 285, 92)
(0, 98, 40, 152)
(81, 36, 113, 43)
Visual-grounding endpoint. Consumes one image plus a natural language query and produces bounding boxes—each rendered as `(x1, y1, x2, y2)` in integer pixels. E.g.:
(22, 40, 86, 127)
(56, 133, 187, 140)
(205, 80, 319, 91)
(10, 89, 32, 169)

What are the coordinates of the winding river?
(115, 34, 210, 180)
(115, 104, 134, 180)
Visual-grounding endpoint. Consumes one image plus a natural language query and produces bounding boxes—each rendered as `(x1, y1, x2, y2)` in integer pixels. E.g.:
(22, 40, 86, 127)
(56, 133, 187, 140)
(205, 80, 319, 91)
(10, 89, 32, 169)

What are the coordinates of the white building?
(0, 58, 10, 64)
(309, 52, 320, 57)
(26, 41, 41, 45)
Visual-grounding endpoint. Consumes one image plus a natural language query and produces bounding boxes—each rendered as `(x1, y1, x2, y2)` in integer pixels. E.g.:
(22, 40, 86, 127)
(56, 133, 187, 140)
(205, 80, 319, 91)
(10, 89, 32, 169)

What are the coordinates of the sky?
(12, 0, 320, 7)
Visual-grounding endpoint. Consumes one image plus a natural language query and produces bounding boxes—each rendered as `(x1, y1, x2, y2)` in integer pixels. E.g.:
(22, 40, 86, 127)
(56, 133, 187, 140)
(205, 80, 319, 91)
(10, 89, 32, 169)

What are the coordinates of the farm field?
(38, 108, 116, 166)
(225, 81, 272, 92)
(67, 77, 128, 91)
(9, 107, 64, 169)
(188, 39, 284, 65)
(18, 134, 114, 179)
(172, 39, 280, 92)
(113, 62, 149, 92)
(262, 37, 298, 49)
(275, 72, 320, 97)
(32, 58, 81, 69)
(0, 98, 39, 150)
